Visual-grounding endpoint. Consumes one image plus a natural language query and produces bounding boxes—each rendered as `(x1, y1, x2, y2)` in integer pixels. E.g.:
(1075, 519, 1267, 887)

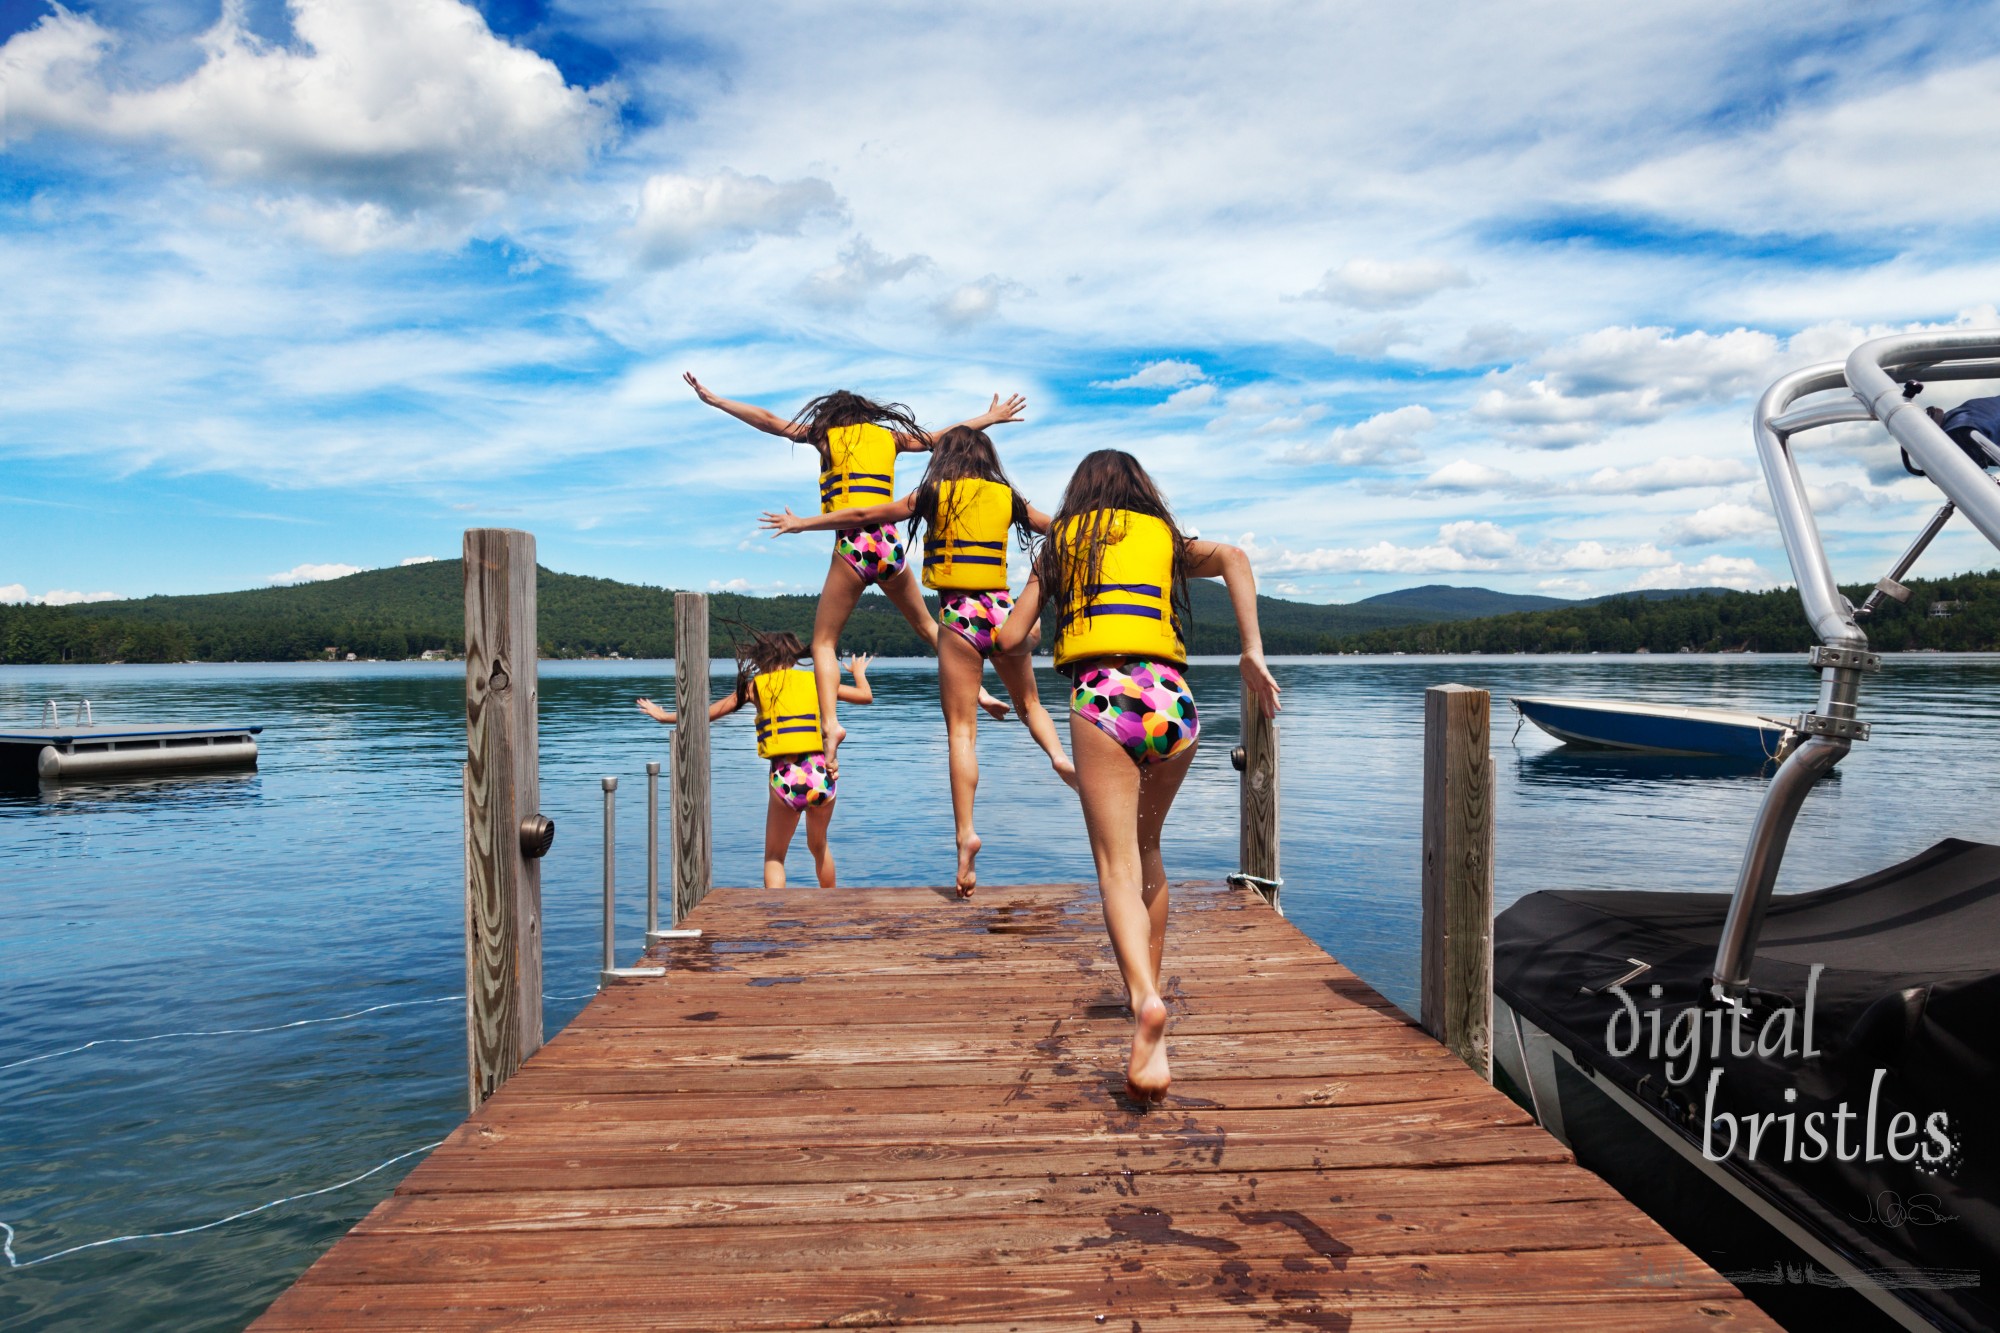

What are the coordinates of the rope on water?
(0, 1138, 449, 1270)
(0, 990, 602, 1075)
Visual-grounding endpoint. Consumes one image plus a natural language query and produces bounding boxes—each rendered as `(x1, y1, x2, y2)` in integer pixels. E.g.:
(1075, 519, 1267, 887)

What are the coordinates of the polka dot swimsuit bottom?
(1068, 661, 1199, 765)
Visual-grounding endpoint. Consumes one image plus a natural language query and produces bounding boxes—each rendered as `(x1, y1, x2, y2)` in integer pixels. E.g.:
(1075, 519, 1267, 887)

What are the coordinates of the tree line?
(1347, 570, 2000, 655)
(8, 560, 1998, 665)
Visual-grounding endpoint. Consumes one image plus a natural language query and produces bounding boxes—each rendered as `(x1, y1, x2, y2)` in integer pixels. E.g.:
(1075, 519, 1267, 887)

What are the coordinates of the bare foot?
(824, 722, 846, 778)
(979, 690, 1011, 721)
(955, 831, 981, 898)
(1052, 754, 1078, 790)
(1126, 995, 1170, 1103)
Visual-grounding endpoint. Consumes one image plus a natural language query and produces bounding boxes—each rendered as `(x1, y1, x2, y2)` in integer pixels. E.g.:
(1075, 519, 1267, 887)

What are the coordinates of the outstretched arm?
(763, 491, 918, 535)
(1183, 540, 1280, 717)
(684, 372, 808, 441)
(835, 653, 875, 704)
(1025, 502, 1053, 536)
(894, 393, 1028, 453)
(995, 573, 1044, 656)
(636, 690, 745, 725)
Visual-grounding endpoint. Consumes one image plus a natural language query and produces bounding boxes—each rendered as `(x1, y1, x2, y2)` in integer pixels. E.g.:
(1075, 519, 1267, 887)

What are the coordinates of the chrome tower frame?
(1711, 330, 2000, 996)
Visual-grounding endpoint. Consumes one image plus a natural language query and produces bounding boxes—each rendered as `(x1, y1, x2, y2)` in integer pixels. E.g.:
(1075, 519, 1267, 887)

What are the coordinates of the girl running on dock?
(996, 449, 1279, 1104)
(637, 632, 874, 889)
(683, 374, 1021, 772)
(760, 425, 1076, 896)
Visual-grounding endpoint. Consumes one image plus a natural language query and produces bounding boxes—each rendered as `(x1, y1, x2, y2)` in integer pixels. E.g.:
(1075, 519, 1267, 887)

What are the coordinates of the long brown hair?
(788, 390, 927, 468)
(731, 629, 806, 710)
(1033, 449, 1190, 641)
(910, 426, 1034, 551)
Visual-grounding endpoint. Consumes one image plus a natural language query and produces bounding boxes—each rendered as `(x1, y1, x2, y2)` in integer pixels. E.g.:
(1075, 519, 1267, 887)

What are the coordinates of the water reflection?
(1, 770, 264, 810)
(1512, 747, 1782, 789)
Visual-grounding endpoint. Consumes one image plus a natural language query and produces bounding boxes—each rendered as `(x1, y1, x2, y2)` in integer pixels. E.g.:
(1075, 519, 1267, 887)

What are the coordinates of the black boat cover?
(1496, 838, 2000, 1331)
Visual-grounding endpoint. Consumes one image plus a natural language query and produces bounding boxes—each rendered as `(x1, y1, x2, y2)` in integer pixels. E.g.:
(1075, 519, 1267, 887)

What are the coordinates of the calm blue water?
(3, 654, 1998, 1330)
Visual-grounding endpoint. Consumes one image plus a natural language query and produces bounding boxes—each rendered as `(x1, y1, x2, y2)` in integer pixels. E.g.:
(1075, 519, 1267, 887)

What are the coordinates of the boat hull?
(1513, 695, 1791, 760)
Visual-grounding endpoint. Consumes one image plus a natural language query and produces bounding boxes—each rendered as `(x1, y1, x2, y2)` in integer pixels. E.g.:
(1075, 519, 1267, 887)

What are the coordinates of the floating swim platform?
(0, 717, 261, 780)
(1511, 695, 1795, 761)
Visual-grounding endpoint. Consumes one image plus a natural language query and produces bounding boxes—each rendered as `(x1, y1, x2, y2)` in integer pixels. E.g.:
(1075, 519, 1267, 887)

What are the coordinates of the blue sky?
(4, 0, 2000, 605)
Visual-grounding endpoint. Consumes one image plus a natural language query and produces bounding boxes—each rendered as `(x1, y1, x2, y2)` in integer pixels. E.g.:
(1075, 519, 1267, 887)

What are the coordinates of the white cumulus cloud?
(1096, 360, 1205, 390)
(1661, 502, 1772, 546)
(1305, 259, 1472, 311)
(1287, 405, 1436, 465)
(1247, 521, 1673, 576)
(399, 555, 439, 566)
(932, 275, 1026, 330)
(0, 584, 119, 605)
(633, 169, 842, 269)
(1419, 460, 1518, 493)
(267, 562, 362, 585)
(798, 236, 931, 306)
(1578, 456, 1757, 494)
(0, 0, 613, 224)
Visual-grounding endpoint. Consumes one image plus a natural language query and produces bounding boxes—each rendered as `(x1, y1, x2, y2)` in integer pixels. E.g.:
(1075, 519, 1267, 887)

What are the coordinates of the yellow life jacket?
(819, 423, 899, 515)
(751, 668, 823, 759)
(1050, 509, 1186, 670)
(923, 478, 1014, 591)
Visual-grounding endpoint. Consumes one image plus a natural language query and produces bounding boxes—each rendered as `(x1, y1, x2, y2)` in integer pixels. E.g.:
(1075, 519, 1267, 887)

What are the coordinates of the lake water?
(3, 653, 1998, 1330)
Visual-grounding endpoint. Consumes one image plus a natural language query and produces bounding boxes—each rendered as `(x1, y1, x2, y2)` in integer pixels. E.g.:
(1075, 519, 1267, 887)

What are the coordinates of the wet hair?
(909, 426, 1034, 551)
(731, 629, 807, 710)
(788, 390, 928, 468)
(1033, 449, 1190, 645)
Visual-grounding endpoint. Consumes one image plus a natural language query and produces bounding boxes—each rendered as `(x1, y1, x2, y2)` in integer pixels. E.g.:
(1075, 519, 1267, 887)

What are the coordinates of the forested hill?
(6, 559, 1452, 664)
(1349, 570, 2000, 654)
(12, 560, 1993, 664)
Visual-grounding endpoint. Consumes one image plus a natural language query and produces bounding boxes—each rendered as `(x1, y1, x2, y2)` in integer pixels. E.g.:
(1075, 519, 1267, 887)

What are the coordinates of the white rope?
(0, 990, 602, 1075)
(0, 1138, 448, 1270)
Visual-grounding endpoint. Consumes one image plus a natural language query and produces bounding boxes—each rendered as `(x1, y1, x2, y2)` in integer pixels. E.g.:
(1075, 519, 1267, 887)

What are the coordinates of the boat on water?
(1494, 329, 2000, 1332)
(1512, 695, 1797, 760)
(0, 699, 260, 781)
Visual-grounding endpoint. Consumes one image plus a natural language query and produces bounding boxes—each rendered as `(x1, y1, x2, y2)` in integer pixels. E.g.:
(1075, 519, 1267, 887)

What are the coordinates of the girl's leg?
(992, 648, 1077, 789)
(762, 790, 805, 889)
(1068, 715, 1171, 1102)
(804, 799, 838, 887)
(811, 556, 867, 771)
(937, 629, 987, 896)
(1135, 745, 1197, 984)
(883, 568, 1011, 721)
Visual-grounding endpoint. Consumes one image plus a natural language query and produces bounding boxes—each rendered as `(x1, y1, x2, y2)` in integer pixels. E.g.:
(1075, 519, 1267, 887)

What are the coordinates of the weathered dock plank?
(253, 882, 1773, 1330)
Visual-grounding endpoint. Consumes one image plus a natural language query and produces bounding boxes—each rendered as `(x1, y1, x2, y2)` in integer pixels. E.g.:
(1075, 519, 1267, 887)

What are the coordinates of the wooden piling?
(672, 591, 713, 923)
(462, 529, 543, 1109)
(1421, 683, 1494, 1080)
(1237, 682, 1280, 911)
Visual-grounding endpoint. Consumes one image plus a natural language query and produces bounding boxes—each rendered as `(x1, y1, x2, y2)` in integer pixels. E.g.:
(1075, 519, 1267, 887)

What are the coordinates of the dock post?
(1229, 683, 1282, 913)
(463, 528, 549, 1109)
(601, 775, 664, 986)
(672, 592, 713, 923)
(1421, 683, 1494, 1080)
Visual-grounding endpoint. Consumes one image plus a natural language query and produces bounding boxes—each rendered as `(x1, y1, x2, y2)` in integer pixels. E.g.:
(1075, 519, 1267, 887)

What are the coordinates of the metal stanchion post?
(645, 762, 660, 938)
(600, 776, 664, 986)
(647, 755, 700, 945)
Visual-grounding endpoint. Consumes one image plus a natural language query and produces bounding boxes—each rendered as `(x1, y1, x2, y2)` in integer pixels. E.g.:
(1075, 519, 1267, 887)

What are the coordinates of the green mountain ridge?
(6, 561, 1995, 663)
(1350, 571, 2000, 654)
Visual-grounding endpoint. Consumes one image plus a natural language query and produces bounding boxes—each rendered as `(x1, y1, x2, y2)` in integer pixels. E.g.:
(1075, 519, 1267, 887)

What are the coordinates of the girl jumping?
(761, 425, 1076, 896)
(637, 633, 873, 889)
(996, 449, 1280, 1104)
(683, 374, 1021, 771)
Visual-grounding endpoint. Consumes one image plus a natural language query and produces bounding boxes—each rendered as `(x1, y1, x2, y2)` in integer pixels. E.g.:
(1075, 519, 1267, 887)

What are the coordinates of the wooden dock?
(254, 880, 1773, 1331)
